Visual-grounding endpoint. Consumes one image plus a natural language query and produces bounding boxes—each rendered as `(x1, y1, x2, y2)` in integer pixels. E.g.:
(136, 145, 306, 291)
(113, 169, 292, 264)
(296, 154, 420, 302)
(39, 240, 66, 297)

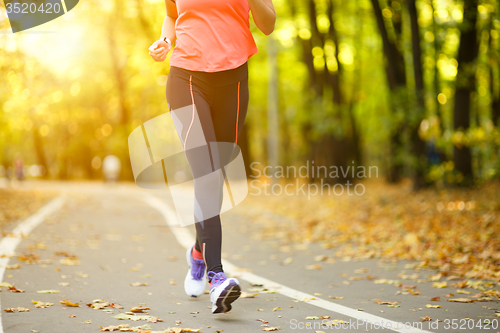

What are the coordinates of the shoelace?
(207, 271, 226, 287)
(191, 258, 205, 280)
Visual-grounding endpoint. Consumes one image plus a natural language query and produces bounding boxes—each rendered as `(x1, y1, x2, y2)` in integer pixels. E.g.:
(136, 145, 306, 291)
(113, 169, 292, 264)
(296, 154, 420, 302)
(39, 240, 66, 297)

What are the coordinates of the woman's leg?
(200, 72, 249, 274)
(166, 64, 249, 283)
(167, 66, 224, 275)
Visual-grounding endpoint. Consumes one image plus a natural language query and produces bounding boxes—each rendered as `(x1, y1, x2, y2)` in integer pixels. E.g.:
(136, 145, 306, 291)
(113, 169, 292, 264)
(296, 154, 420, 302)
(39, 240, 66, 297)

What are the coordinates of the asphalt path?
(0, 181, 498, 333)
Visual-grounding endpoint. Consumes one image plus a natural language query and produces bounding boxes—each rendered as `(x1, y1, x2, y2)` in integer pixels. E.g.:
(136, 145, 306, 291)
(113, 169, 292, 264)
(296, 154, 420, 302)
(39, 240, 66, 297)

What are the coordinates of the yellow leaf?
(241, 292, 258, 298)
(130, 306, 150, 313)
(448, 298, 475, 303)
(432, 282, 447, 288)
(60, 300, 80, 307)
(456, 289, 471, 294)
(425, 304, 441, 308)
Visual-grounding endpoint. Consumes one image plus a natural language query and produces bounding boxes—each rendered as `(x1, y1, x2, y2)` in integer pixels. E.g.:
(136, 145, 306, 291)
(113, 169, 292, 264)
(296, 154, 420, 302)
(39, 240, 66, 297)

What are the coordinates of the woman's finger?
(151, 47, 165, 56)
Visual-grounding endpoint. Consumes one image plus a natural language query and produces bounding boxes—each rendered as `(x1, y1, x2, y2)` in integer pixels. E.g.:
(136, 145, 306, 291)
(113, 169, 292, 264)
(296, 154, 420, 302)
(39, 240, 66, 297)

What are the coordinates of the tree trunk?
(490, 11, 500, 127)
(429, 0, 445, 133)
(267, 36, 280, 184)
(453, 0, 478, 185)
(370, 0, 407, 182)
(407, 0, 427, 190)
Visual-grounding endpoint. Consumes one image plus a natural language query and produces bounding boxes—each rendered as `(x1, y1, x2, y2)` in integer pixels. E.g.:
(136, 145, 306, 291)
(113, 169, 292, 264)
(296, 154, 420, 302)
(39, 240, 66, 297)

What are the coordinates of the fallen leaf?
(101, 324, 152, 332)
(37, 290, 60, 294)
(240, 292, 258, 298)
(328, 296, 344, 299)
(429, 273, 442, 281)
(305, 264, 322, 270)
(54, 251, 78, 259)
(69, 315, 76, 318)
(4, 307, 29, 312)
(130, 282, 149, 287)
(130, 306, 151, 313)
(430, 296, 440, 301)
(420, 316, 432, 322)
(146, 316, 162, 323)
(306, 316, 320, 320)
(91, 303, 109, 310)
(456, 289, 472, 294)
(169, 279, 176, 285)
(372, 298, 398, 305)
(444, 293, 454, 297)
(448, 298, 475, 303)
(408, 289, 420, 295)
(349, 276, 363, 281)
(0, 282, 12, 288)
(113, 313, 158, 321)
(257, 319, 269, 323)
(59, 282, 70, 287)
(8, 285, 25, 293)
(272, 307, 281, 311)
(168, 328, 200, 333)
(432, 282, 448, 288)
(60, 300, 80, 307)
(18, 253, 40, 263)
(323, 320, 348, 327)
(110, 303, 124, 309)
(59, 258, 81, 266)
(76, 272, 89, 278)
(6, 264, 20, 269)
(31, 300, 54, 308)
(426, 304, 441, 308)
(262, 328, 279, 331)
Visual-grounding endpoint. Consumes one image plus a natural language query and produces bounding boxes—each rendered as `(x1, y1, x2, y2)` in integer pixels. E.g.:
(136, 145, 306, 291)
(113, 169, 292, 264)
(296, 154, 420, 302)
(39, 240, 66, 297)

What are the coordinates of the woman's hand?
(149, 40, 170, 62)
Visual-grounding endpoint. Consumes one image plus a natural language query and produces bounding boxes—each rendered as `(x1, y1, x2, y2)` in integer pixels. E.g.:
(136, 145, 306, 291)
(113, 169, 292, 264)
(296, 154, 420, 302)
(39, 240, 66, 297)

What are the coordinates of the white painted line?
(142, 192, 433, 333)
(0, 195, 65, 333)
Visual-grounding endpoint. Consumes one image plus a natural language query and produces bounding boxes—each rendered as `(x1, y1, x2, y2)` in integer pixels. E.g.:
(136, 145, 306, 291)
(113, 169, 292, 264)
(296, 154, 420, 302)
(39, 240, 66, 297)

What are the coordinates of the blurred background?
(0, 0, 499, 189)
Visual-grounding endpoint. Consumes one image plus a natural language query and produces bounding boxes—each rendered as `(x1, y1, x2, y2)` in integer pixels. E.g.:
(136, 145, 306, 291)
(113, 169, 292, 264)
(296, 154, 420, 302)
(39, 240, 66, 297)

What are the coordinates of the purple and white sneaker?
(207, 271, 241, 314)
(184, 246, 207, 297)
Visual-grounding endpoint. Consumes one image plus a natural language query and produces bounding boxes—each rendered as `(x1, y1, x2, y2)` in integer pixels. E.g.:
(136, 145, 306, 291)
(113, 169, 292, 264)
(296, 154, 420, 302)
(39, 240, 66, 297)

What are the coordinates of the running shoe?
(184, 246, 207, 297)
(208, 271, 241, 314)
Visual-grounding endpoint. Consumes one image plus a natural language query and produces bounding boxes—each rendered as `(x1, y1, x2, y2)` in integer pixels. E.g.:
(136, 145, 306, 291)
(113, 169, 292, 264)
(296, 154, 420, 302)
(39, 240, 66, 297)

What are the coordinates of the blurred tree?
(370, 0, 407, 183)
(453, 0, 479, 185)
(490, 6, 500, 127)
(407, 0, 428, 190)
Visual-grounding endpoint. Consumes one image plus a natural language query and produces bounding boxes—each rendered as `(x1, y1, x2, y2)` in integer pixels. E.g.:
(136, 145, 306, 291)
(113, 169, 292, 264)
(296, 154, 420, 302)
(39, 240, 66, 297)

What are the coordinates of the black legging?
(166, 62, 249, 274)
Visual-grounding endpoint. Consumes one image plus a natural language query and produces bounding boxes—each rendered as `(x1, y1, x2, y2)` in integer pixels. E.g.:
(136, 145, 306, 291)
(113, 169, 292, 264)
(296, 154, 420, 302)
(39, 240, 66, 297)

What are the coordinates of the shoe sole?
(212, 280, 241, 314)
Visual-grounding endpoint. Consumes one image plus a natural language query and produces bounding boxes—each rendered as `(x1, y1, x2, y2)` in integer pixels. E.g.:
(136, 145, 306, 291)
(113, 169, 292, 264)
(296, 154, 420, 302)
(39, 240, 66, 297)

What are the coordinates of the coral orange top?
(170, 0, 258, 72)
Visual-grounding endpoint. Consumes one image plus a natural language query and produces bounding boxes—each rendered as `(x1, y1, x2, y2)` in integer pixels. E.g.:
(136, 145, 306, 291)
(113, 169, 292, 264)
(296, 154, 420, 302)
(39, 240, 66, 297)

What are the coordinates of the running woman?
(148, 0, 275, 314)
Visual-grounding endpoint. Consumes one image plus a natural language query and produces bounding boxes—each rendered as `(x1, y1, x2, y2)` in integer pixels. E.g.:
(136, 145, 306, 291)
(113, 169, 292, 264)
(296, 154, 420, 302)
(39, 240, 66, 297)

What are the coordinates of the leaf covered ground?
(242, 179, 500, 283)
(0, 187, 57, 230)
